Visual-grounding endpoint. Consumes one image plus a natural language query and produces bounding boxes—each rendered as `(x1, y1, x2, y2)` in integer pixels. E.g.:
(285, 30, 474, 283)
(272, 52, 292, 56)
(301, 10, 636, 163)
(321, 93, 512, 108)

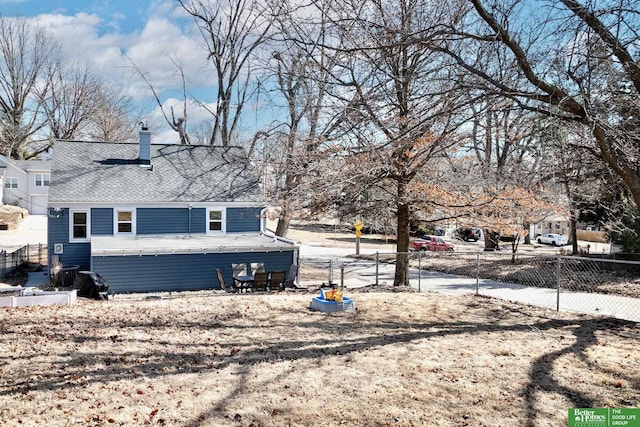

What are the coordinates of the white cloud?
(31, 6, 211, 105)
(125, 17, 210, 93)
(35, 13, 135, 83)
(16, 3, 225, 138)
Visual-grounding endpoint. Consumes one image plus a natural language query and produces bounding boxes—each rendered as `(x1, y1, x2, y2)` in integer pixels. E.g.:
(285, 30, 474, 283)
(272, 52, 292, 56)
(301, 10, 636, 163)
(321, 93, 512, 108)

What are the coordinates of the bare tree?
(189, 120, 214, 145)
(443, 0, 640, 211)
(0, 16, 59, 159)
(458, 97, 562, 246)
(85, 86, 139, 143)
(178, 0, 276, 146)
(34, 61, 107, 153)
(536, 123, 615, 253)
(128, 56, 192, 145)
(259, 1, 346, 237)
(298, 0, 470, 286)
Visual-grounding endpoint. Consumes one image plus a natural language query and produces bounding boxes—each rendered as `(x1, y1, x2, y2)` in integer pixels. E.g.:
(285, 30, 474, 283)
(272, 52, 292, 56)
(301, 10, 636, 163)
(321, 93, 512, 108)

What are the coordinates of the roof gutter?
(91, 246, 295, 257)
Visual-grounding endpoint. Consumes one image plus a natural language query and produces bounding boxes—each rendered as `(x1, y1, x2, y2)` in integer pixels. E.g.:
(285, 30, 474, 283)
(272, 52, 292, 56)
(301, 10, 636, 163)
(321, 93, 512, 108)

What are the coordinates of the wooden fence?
(576, 230, 609, 243)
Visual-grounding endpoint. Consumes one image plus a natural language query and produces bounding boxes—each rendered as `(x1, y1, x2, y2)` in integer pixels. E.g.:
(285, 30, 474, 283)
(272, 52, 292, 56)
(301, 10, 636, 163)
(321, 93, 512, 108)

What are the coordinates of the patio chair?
(216, 268, 235, 293)
(284, 264, 299, 289)
(252, 271, 269, 292)
(232, 263, 248, 276)
(216, 268, 228, 292)
(232, 263, 253, 292)
(268, 271, 286, 291)
(250, 262, 265, 274)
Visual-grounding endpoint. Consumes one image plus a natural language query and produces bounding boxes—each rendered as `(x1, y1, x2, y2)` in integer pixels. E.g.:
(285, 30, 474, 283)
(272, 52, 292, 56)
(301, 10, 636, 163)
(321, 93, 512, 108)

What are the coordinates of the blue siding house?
(47, 127, 298, 293)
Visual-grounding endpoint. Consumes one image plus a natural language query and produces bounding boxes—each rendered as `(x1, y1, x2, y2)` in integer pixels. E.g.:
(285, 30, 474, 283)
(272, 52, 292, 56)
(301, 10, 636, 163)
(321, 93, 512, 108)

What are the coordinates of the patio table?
(232, 274, 254, 292)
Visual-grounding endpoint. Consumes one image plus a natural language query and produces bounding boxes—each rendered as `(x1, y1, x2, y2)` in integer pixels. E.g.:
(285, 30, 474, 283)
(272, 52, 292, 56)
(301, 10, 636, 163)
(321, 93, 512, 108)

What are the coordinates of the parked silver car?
(537, 233, 568, 246)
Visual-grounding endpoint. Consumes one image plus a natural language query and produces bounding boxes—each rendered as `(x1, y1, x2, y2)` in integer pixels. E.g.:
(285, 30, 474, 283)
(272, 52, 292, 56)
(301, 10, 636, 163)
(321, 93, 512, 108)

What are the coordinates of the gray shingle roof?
(13, 160, 51, 172)
(49, 140, 263, 204)
(0, 155, 51, 172)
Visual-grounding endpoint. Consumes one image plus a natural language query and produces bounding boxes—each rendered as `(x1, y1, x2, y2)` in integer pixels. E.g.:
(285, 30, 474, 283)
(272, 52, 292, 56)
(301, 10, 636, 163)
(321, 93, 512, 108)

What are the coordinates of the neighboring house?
(47, 127, 298, 294)
(0, 167, 4, 205)
(0, 154, 51, 215)
(531, 215, 570, 237)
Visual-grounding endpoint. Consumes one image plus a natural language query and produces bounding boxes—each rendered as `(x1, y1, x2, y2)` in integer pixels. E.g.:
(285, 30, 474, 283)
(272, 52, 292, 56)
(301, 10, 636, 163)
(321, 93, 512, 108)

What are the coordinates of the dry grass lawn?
(1, 288, 638, 427)
(1, 221, 638, 426)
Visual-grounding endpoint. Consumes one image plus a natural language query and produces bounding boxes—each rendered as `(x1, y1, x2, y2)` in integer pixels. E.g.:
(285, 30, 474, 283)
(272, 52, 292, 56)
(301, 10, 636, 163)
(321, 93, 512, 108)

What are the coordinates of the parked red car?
(409, 235, 455, 252)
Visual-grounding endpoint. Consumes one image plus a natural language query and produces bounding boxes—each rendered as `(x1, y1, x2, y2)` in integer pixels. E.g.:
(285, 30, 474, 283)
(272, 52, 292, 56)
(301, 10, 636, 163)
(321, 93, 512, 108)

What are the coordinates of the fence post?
(556, 255, 561, 311)
(340, 263, 344, 289)
(476, 253, 480, 295)
(418, 251, 421, 292)
(375, 252, 379, 286)
(328, 259, 333, 285)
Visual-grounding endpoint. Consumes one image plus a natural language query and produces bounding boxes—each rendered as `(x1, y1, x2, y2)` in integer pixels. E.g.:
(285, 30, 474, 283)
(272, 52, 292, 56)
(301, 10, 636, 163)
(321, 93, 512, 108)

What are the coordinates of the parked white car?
(537, 233, 568, 246)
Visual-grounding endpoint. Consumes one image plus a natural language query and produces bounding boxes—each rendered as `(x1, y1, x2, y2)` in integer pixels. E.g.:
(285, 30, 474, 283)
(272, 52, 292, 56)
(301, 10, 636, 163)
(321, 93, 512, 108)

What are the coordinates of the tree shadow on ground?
(0, 296, 637, 426)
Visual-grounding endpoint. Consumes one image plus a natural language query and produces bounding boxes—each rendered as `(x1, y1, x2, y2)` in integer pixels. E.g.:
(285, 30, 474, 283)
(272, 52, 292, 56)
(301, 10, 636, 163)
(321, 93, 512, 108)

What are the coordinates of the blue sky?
(6, 0, 149, 32)
(0, 0, 225, 141)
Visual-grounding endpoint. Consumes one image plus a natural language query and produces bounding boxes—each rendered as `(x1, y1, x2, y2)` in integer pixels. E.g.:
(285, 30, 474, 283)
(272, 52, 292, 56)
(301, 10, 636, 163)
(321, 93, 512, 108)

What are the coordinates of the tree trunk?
(275, 203, 292, 237)
(523, 221, 531, 244)
(275, 173, 298, 237)
(394, 197, 411, 287)
(483, 229, 501, 251)
(570, 216, 578, 254)
(592, 125, 640, 212)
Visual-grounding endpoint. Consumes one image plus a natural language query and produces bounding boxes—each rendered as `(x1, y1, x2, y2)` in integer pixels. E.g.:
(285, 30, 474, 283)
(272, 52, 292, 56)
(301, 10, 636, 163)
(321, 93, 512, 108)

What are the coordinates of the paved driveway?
(0, 215, 47, 251)
(298, 244, 640, 323)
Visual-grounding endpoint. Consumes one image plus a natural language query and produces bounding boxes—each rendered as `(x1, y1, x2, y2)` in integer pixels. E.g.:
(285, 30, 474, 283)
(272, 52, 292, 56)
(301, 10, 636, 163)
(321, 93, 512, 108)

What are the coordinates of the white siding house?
(0, 155, 51, 215)
(531, 215, 570, 237)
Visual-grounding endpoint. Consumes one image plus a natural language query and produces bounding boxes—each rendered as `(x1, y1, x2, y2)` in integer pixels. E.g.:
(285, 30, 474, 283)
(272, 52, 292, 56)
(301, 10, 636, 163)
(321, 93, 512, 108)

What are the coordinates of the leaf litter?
(0, 289, 637, 426)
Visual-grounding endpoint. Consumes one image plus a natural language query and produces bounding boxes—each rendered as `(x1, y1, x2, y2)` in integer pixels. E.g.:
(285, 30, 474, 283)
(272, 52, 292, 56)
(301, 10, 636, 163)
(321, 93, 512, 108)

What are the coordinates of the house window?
(70, 210, 90, 242)
(4, 177, 18, 188)
(114, 209, 136, 235)
(206, 208, 226, 234)
(35, 173, 50, 187)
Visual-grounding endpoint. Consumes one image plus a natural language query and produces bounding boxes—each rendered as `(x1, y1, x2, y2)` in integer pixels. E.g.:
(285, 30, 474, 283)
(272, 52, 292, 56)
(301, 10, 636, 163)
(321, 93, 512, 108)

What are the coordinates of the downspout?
(260, 208, 300, 272)
(260, 208, 296, 245)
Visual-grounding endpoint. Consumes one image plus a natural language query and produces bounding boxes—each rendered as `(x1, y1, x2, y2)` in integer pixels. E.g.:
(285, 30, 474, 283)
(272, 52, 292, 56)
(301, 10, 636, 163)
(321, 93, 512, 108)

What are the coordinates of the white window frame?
(206, 207, 226, 235)
(69, 209, 90, 243)
(114, 208, 136, 236)
(35, 173, 50, 187)
(4, 177, 18, 189)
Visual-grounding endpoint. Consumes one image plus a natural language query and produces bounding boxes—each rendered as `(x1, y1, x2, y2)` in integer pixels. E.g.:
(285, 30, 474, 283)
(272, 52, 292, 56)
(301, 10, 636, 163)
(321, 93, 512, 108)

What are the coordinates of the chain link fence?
(312, 250, 640, 322)
(1, 244, 48, 279)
